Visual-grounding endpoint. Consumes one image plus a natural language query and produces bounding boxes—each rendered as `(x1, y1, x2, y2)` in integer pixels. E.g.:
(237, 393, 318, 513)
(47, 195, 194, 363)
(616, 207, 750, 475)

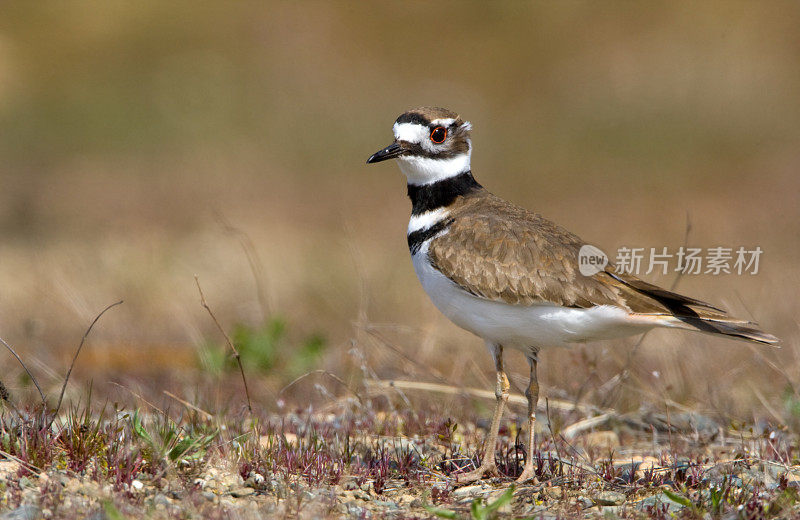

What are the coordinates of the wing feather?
(427, 193, 678, 314)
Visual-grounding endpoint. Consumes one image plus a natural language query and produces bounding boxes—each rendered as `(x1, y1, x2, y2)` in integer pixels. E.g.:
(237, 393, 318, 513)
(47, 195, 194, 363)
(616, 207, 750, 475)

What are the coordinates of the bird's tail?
(608, 271, 780, 346)
(670, 315, 779, 345)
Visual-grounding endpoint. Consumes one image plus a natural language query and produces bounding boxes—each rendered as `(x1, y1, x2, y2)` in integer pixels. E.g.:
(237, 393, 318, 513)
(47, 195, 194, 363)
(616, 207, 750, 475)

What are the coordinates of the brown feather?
(427, 189, 759, 324)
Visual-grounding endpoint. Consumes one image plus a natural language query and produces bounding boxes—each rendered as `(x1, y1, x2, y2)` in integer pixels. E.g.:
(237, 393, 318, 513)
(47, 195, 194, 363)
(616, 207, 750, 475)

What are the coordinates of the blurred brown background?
(0, 2, 798, 424)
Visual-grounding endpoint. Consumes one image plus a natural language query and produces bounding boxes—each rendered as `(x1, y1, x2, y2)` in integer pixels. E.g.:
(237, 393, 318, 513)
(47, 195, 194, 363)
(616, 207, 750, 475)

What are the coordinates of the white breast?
(411, 242, 655, 351)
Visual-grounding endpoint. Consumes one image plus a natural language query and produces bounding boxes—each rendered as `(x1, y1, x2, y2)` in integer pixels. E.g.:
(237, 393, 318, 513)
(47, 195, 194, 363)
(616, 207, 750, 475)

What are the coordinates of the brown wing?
(427, 192, 716, 315)
(425, 191, 780, 344)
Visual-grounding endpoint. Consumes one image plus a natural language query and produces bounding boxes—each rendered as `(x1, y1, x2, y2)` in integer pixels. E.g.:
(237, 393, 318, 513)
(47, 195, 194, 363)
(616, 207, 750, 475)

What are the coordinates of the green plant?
(470, 487, 515, 520)
(423, 502, 458, 519)
(662, 488, 702, 517)
(232, 318, 286, 371)
(198, 316, 327, 378)
(102, 500, 126, 520)
(287, 333, 326, 376)
(424, 486, 516, 520)
(58, 402, 107, 472)
(768, 487, 799, 517)
(129, 409, 217, 469)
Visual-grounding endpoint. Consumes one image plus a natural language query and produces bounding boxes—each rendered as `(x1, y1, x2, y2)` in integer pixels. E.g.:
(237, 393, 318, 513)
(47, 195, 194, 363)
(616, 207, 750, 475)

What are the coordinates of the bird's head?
(367, 107, 472, 185)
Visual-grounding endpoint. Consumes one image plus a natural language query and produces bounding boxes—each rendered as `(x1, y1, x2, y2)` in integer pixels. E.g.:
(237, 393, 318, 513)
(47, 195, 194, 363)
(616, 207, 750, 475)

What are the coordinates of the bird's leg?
(457, 345, 509, 484)
(516, 354, 540, 484)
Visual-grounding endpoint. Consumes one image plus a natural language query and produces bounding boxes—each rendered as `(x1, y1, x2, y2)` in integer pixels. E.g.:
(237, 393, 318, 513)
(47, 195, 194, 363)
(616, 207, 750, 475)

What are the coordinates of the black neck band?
(407, 171, 482, 215)
(407, 217, 455, 254)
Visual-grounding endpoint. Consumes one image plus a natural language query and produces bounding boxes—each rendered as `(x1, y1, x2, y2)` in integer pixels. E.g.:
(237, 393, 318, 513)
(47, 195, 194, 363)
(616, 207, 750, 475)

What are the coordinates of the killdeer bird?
(366, 107, 778, 484)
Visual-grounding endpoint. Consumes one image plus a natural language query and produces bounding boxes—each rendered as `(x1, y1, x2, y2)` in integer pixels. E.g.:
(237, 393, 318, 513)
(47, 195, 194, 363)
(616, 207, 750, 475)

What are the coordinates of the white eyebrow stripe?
(393, 122, 428, 143)
(407, 207, 450, 234)
(430, 118, 456, 127)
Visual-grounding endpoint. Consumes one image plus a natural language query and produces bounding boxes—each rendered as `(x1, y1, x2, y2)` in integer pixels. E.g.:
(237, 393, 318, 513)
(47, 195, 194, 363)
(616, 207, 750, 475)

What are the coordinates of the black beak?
(366, 142, 403, 164)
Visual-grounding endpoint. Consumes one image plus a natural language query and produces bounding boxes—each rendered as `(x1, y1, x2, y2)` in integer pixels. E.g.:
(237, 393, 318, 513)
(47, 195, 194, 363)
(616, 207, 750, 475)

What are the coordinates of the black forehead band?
(395, 113, 431, 126)
(395, 113, 459, 130)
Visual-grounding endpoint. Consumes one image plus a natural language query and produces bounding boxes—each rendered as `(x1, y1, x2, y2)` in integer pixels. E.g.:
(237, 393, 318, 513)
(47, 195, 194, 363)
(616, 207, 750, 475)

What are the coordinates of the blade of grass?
(51, 300, 123, 427)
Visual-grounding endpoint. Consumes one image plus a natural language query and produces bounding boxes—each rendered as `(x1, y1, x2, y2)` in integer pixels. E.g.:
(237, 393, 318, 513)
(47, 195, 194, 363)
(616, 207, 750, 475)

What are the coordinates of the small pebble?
(594, 491, 626, 506)
(452, 484, 484, 497)
(230, 486, 256, 498)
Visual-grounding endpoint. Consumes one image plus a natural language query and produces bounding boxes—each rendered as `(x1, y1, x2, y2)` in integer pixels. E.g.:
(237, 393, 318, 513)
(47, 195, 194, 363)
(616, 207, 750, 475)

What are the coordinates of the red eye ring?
(430, 126, 447, 144)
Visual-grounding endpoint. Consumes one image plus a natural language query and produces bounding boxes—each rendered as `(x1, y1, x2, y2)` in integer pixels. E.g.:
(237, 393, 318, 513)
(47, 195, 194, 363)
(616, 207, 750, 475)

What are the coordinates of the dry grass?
(0, 384, 798, 518)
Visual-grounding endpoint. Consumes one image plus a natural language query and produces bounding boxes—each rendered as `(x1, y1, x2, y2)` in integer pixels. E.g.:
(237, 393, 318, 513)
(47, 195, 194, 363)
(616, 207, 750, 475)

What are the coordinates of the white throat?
(398, 149, 471, 186)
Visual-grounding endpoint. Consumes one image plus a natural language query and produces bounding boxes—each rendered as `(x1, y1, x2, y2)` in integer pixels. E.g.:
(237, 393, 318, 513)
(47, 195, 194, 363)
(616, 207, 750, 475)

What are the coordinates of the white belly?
(411, 245, 654, 351)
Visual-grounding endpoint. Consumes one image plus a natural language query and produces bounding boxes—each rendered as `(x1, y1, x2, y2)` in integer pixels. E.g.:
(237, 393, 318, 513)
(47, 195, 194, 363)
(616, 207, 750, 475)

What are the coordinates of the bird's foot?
(455, 464, 500, 485)
(515, 465, 540, 485)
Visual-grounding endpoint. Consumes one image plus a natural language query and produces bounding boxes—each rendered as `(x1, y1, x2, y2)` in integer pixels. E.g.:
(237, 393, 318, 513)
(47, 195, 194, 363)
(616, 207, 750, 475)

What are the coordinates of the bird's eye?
(430, 126, 447, 144)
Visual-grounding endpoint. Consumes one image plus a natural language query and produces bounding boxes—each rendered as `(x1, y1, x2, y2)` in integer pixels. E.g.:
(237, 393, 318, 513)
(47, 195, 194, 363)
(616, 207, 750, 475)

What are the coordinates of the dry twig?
(194, 275, 253, 412)
(109, 381, 168, 417)
(364, 378, 604, 415)
(0, 448, 43, 476)
(216, 215, 272, 320)
(559, 412, 614, 440)
(0, 336, 46, 407)
(163, 390, 214, 421)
